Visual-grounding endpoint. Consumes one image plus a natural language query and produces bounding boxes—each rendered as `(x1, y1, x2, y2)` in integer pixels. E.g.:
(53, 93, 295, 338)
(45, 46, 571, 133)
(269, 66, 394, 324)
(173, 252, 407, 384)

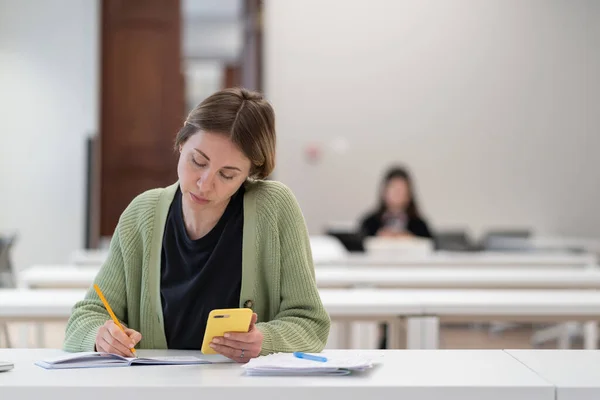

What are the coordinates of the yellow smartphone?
(201, 308, 253, 354)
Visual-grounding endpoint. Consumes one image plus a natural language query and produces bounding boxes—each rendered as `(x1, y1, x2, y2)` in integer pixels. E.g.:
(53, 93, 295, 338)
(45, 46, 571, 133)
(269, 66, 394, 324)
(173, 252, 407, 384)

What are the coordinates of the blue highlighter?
(293, 352, 328, 362)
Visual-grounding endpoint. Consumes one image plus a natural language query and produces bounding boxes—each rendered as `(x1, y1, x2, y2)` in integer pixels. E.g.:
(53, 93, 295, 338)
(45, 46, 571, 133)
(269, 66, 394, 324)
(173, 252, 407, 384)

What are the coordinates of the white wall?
(0, 0, 99, 270)
(184, 60, 225, 111)
(182, 0, 242, 64)
(265, 0, 600, 238)
(183, 21, 242, 62)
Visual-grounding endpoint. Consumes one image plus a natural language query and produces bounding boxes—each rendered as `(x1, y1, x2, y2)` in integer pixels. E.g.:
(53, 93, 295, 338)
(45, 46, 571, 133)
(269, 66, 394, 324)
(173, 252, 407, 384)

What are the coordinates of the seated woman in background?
(63, 88, 330, 362)
(360, 166, 433, 349)
(360, 166, 433, 239)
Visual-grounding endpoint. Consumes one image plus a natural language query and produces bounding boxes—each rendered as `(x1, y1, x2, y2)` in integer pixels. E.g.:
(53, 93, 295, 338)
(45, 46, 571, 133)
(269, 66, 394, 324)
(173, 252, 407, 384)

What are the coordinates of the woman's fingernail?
(213, 338, 220, 344)
(224, 333, 230, 338)
(209, 343, 215, 349)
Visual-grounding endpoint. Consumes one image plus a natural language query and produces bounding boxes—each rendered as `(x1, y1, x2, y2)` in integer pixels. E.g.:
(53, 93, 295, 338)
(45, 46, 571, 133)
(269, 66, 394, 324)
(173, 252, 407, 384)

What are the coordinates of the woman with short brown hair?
(64, 88, 330, 362)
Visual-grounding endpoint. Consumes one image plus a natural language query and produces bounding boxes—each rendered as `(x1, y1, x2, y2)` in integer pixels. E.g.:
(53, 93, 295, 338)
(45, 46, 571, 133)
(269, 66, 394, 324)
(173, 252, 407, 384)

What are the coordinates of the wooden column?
(100, 0, 184, 236)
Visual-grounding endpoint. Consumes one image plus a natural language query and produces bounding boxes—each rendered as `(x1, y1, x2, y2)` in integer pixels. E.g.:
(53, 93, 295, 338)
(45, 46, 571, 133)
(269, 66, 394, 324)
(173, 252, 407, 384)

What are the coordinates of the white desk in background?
(68, 249, 108, 266)
(0, 288, 416, 349)
(20, 265, 600, 291)
(15, 265, 96, 347)
(0, 289, 85, 348)
(4, 288, 600, 350)
(0, 349, 554, 400)
(507, 350, 600, 400)
(491, 236, 600, 255)
(22, 265, 600, 349)
(18, 266, 98, 289)
(319, 251, 598, 268)
(319, 288, 600, 350)
(0, 290, 85, 321)
(18, 265, 600, 348)
(69, 248, 599, 269)
(315, 267, 600, 289)
(0, 288, 420, 350)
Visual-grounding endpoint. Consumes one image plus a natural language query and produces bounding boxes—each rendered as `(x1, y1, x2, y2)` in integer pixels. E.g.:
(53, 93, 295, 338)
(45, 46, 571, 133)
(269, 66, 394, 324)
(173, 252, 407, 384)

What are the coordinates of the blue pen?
(293, 352, 328, 362)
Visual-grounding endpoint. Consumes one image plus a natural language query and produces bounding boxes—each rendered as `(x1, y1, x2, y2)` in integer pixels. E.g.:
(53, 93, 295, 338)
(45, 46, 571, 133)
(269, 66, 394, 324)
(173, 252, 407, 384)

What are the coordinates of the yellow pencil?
(93, 284, 137, 357)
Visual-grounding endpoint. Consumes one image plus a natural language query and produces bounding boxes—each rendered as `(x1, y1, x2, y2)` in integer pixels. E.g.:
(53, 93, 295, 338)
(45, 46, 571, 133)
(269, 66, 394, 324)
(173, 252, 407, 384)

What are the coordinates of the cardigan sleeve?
(255, 185, 331, 355)
(63, 223, 129, 352)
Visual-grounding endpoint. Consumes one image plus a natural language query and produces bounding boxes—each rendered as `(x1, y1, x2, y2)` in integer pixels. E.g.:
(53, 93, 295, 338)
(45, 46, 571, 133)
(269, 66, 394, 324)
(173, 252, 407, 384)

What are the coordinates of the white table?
(4, 288, 600, 350)
(0, 290, 85, 320)
(320, 288, 600, 349)
(18, 266, 98, 289)
(507, 350, 600, 400)
(0, 349, 554, 400)
(315, 267, 600, 289)
(327, 263, 598, 349)
(0, 289, 86, 348)
(68, 249, 107, 266)
(319, 252, 598, 268)
(319, 288, 600, 321)
(0, 289, 417, 350)
(20, 265, 600, 291)
(70, 248, 599, 269)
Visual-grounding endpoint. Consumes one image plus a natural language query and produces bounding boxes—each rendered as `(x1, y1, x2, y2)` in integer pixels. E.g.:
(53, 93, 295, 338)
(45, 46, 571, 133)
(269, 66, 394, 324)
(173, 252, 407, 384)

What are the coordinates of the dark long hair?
(376, 166, 422, 219)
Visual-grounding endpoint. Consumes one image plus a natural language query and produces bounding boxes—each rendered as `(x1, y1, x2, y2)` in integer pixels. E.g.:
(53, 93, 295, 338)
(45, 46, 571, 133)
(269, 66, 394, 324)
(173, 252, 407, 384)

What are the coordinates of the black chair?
(434, 229, 477, 252)
(479, 229, 532, 252)
(325, 230, 365, 252)
(0, 233, 17, 348)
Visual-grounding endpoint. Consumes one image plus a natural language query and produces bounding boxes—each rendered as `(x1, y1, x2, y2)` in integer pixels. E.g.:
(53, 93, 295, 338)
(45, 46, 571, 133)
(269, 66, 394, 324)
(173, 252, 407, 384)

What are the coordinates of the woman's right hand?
(95, 320, 142, 357)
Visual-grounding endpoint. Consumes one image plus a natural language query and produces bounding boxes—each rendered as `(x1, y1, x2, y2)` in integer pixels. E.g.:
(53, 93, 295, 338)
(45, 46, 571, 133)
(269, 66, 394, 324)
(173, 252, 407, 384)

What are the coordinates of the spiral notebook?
(242, 353, 373, 376)
(35, 352, 226, 370)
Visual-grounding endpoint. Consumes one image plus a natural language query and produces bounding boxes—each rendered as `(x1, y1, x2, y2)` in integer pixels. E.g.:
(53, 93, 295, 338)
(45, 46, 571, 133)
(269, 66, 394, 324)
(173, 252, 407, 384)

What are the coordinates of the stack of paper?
(242, 353, 373, 376)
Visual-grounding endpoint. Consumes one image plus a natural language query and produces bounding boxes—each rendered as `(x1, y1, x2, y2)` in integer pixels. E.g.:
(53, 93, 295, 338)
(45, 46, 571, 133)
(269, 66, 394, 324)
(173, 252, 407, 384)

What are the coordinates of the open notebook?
(35, 352, 226, 370)
(242, 353, 373, 376)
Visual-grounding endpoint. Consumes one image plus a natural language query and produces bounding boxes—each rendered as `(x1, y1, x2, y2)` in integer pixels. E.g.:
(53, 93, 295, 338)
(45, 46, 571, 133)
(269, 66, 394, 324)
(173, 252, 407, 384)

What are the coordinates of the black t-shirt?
(360, 211, 433, 239)
(160, 186, 244, 349)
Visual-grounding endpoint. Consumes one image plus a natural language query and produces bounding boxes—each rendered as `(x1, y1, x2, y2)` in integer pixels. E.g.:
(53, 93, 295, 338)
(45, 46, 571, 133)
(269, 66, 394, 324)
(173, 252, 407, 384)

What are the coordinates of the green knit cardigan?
(63, 180, 330, 355)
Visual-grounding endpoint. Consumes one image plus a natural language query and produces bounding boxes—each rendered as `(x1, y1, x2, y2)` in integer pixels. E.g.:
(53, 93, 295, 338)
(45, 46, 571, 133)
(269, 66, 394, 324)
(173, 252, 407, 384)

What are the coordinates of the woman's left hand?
(210, 313, 263, 363)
